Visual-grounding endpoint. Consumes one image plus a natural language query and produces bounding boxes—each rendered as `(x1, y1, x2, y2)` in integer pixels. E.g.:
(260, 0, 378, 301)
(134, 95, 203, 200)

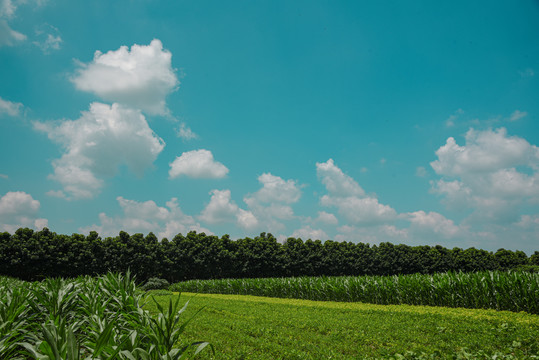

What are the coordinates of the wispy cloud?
(509, 110, 527, 122)
(0, 96, 22, 117)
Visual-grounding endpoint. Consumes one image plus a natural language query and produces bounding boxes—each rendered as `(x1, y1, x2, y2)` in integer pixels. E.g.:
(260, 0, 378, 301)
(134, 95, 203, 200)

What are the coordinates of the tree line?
(0, 228, 537, 282)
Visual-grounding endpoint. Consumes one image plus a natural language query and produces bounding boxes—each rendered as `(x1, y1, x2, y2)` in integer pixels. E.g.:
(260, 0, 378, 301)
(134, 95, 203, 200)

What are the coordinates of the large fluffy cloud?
(243, 173, 302, 231)
(316, 159, 364, 197)
(245, 173, 301, 204)
(431, 128, 538, 176)
(406, 211, 461, 238)
(169, 150, 229, 179)
(80, 196, 210, 239)
(199, 189, 258, 230)
(34, 102, 165, 199)
(0, 191, 48, 232)
(316, 159, 397, 225)
(71, 39, 178, 115)
(431, 128, 539, 222)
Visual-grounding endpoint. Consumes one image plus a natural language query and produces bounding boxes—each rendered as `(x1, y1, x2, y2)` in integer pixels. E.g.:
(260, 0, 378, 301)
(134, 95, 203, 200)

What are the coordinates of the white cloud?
(321, 195, 397, 224)
(169, 149, 228, 179)
(316, 159, 364, 197)
(176, 123, 197, 140)
(71, 39, 178, 115)
(45, 190, 67, 199)
(80, 196, 211, 239)
(245, 173, 301, 204)
(199, 189, 258, 230)
(316, 211, 338, 225)
(291, 226, 328, 241)
(431, 128, 539, 222)
(242, 173, 302, 232)
(0, 191, 48, 232)
(317, 159, 397, 225)
(0, 96, 22, 116)
(35, 102, 165, 199)
(0, 19, 25, 46)
(0, 174, 8, 179)
(0, 0, 15, 18)
(406, 211, 461, 238)
(431, 128, 539, 176)
(509, 110, 527, 122)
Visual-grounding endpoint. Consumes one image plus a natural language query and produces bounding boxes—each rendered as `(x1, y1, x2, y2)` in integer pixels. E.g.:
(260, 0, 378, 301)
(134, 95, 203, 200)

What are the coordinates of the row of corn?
(170, 270, 539, 314)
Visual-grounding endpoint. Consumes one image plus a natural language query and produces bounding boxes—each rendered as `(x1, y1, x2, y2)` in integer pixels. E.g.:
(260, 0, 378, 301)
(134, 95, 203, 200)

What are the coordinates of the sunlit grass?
(149, 292, 539, 359)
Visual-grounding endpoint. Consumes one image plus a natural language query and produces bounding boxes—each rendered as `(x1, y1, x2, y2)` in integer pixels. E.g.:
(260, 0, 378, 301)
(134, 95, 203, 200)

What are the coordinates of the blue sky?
(1, 0, 538, 253)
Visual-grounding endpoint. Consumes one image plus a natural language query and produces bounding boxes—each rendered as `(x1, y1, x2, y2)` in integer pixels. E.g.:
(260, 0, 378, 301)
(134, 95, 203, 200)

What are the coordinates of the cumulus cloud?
(0, 191, 48, 232)
(406, 211, 461, 238)
(80, 196, 210, 239)
(431, 128, 539, 176)
(317, 159, 397, 225)
(242, 173, 302, 232)
(199, 189, 258, 230)
(321, 195, 397, 224)
(245, 173, 301, 204)
(316, 159, 365, 197)
(34, 102, 165, 199)
(169, 149, 228, 179)
(0, 96, 22, 116)
(71, 39, 178, 115)
(431, 128, 539, 222)
(316, 211, 338, 225)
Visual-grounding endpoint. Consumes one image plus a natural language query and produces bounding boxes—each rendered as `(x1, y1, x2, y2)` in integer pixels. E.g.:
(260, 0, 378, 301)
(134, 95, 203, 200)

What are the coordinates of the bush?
(141, 277, 170, 291)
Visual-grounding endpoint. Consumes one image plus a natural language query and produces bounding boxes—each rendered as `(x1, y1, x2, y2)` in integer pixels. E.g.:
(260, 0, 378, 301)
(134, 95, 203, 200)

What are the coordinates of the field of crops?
(170, 270, 539, 314)
(2, 271, 538, 359)
(0, 273, 212, 359)
(147, 292, 539, 359)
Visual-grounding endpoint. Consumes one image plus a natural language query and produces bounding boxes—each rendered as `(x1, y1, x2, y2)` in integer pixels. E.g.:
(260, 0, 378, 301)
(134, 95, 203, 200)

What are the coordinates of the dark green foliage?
(0, 228, 537, 282)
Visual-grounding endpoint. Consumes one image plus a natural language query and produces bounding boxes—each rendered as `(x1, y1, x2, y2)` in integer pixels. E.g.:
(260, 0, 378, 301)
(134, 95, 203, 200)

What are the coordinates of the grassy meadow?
(149, 292, 539, 359)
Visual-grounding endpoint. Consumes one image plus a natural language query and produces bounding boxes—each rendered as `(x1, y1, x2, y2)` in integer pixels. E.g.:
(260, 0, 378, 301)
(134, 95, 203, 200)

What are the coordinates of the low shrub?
(141, 277, 170, 291)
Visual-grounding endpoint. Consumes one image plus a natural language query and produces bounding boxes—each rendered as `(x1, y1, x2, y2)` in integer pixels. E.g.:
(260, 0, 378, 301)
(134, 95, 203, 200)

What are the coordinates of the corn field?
(0, 272, 212, 359)
(170, 270, 539, 314)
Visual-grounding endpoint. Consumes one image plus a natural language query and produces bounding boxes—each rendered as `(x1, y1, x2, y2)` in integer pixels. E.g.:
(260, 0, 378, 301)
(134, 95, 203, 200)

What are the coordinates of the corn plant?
(0, 273, 212, 359)
(170, 270, 539, 314)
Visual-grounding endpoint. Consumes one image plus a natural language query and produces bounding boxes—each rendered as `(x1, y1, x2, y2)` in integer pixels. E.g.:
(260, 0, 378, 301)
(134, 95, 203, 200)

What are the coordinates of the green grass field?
(146, 292, 539, 359)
